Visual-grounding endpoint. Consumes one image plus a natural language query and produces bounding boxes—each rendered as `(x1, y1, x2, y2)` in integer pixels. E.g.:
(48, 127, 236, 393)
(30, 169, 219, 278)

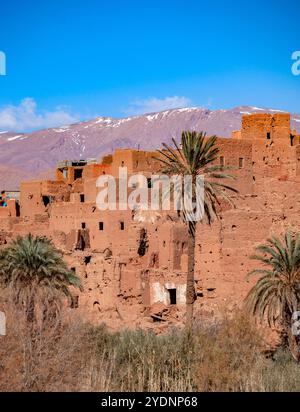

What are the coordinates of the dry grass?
(0, 304, 300, 392)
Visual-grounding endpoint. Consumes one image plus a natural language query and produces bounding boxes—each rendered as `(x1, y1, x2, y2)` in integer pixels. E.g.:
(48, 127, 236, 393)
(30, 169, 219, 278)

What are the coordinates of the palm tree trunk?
(288, 331, 300, 362)
(24, 289, 37, 390)
(186, 221, 197, 328)
(285, 315, 300, 362)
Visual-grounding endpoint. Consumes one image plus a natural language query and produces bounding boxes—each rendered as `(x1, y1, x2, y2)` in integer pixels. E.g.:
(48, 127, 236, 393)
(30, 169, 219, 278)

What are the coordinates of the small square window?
(74, 169, 83, 180)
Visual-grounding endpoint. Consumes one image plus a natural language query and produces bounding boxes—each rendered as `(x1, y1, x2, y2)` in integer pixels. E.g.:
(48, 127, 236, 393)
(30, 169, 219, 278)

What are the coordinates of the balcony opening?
(168, 288, 177, 305)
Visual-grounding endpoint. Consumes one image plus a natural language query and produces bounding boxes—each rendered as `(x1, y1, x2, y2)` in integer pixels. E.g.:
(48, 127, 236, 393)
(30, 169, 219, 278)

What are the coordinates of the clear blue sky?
(0, 0, 299, 130)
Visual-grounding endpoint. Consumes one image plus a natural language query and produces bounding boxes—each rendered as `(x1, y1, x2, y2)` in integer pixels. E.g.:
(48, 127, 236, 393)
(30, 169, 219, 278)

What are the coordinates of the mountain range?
(1, 105, 299, 190)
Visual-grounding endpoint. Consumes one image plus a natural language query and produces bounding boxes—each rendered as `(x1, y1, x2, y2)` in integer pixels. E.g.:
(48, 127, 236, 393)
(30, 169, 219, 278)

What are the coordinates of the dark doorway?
(267, 132, 271, 140)
(168, 288, 177, 305)
(99, 222, 104, 230)
(120, 221, 125, 230)
(80, 194, 85, 203)
(81, 222, 86, 229)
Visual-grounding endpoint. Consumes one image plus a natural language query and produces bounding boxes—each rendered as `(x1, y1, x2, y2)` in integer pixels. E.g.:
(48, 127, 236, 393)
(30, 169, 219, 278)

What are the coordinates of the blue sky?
(0, 0, 299, 131)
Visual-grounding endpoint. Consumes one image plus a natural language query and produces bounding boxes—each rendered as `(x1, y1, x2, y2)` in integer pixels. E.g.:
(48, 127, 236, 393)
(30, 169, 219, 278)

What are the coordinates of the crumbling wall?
(2, 113, 300, 327)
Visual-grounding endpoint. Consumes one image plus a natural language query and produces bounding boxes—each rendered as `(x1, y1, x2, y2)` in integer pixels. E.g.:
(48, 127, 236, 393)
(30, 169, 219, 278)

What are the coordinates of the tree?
(245, 232, 300, 361)
(0, 234, 83, 389)
(0, 234, 82, 323)
(156, 131, 236, 328)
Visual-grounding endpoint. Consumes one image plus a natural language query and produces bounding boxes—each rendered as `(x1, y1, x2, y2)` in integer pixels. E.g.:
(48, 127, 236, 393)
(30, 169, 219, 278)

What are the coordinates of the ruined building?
(0, 113, 300, 328)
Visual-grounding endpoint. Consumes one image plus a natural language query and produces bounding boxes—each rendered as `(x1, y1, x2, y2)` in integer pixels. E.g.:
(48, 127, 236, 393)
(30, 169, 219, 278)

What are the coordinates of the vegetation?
(0, 234, 82, 323)
(246, 232, 300, 361)
(1, 307, 300, 392)
(156, 131, 236, 327)
(0, 234, 82, 389)
(2, 232, 300, 391)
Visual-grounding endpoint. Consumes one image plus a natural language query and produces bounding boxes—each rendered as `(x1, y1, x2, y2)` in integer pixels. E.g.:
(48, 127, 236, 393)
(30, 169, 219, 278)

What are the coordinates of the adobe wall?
(1, 112, 300, 328)
(241, 113, 291, 141)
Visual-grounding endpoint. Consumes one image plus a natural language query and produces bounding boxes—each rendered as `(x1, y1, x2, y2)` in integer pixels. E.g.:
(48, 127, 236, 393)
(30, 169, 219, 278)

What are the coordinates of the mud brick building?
(0, 113, 300, 328)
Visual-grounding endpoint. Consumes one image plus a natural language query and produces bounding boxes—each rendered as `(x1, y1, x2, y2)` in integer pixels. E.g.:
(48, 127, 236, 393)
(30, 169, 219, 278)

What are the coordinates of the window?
(70, 295, 79, 309)
(147, 178, 152, 188)
(238, 158, 244, 169)
(99, 222, 104, 230)
(42, 195, 51, 207)
(71, 267, 76, 273)
(80, 194, 85, 203)
(62, 169, 68, 179)
(267, 132, 271, 140)
(168, 289, 177, 305)
(120, 221, 125, 230)
(81, 222, 86, 229)
(220, 156, 225, 167)
(74, 168, 83, 180)
(121, 161, 125, 167)
(84, 256, 91, 265)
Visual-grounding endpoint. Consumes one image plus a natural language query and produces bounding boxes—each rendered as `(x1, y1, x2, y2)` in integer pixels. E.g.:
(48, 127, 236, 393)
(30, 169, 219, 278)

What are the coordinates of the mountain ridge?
(1, 105, 299, 190)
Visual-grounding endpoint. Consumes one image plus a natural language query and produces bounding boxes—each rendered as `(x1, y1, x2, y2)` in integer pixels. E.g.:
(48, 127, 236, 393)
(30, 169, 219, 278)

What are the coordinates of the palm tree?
(156, 131, 237, 327)
(245, 232, 300, 360)
(0, 234, 82, 323)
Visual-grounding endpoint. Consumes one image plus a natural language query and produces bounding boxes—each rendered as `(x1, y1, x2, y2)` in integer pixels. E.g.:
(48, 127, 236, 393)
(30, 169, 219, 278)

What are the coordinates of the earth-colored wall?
(1, 113, 300, 328)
